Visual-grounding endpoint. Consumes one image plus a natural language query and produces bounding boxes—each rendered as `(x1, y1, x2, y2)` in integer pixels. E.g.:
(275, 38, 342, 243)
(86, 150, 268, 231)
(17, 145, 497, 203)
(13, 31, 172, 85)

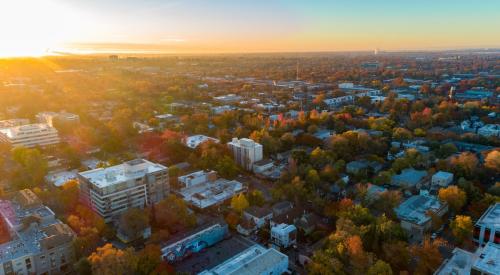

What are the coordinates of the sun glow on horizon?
(0, 0, 94, 57)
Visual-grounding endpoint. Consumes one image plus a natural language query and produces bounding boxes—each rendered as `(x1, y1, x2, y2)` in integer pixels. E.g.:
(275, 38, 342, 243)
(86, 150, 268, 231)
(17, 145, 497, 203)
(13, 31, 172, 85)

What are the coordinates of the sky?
(0, 0, 500, 56)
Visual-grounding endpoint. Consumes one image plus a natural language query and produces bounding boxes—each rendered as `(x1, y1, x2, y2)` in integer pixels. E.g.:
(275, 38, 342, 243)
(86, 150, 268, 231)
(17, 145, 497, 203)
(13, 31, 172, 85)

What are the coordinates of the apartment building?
(227, 138, 263, 170)
(78, 159, 169, 222)
(0, 190, 75, 275)
(0, 124, 60, 148)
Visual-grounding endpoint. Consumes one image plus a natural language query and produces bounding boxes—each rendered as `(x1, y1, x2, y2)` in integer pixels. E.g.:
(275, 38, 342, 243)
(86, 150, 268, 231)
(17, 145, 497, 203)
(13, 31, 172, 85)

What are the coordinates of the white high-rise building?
(227, 138, 263, 170)
(0, 123, 60, 148)
(78, 159, 169, 222)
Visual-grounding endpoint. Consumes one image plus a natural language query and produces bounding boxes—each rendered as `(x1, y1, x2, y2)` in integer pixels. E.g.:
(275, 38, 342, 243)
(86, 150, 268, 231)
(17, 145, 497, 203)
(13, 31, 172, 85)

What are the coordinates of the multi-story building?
(36, 111, 79, 127)
(473, 203, 500, 246)
(227, 138, 263, 170)
(78, 159, 169, 222)
(431, 171, 454, 187)
(0, 190, 75, 275)
(434, 242, 500, 275)
(199, 244, 289, 275)
(394, 191, 448, 243)
(0, 124, 60, 148)
(271, 223, 297, 249)
(0, 119, 30, 130)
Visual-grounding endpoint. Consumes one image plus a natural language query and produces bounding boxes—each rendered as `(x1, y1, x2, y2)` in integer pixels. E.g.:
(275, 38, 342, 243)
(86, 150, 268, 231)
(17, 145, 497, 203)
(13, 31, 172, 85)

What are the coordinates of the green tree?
(367, 260, 393, 275)
(247, 190, 265, 206)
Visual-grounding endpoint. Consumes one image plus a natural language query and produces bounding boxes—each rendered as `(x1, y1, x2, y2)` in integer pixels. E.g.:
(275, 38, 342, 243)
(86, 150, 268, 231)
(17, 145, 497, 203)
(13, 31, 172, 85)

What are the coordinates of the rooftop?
(392, 168, 428, 186)
(472, 242, 500, 275)
(0, 123, 57, 139)
(395, 194, 445, 225)
(434, 248, 475, 275)
(184, 135, 219, 149)
(78, 159, 167, 189)
(179, 178, 245, 209)
(476, 203, 500, 228)
(199, 244, 288, 275)
(432, 171, 454, 180)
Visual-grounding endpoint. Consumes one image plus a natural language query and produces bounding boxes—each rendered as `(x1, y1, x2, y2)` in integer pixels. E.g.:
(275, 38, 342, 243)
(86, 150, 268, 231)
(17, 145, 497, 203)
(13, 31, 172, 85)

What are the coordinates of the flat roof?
(0, 123, 57, 139)
(434, 248, 475, 275)
(395, 194, 444, 225)
(199, 244, 288, 275)
(472, 242, 500, 275)
(79, 159, 166, 188)
(179, 179, 245, 209)
(476, 203, 500, 227)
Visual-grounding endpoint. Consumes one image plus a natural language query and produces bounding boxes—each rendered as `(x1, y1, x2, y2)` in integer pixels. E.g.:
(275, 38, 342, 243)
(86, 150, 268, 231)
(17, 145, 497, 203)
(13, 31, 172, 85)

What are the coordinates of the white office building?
(0, 123, 60, 148)
(227, 138, 263, 170)
(78, 159, 169, 222)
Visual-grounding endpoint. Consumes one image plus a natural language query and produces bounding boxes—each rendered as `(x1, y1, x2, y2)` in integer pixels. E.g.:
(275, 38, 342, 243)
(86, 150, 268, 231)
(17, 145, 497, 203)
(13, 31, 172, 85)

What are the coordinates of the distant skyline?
(1, 0, 500, 56)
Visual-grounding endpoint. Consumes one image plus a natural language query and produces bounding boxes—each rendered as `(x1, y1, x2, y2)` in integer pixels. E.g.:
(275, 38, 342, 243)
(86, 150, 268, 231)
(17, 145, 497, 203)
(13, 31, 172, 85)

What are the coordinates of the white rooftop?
(433, 171, 454, 180)
(199, 244, 288, 275)
(434, 248, 475, 275)
(0, 123, 56, 139)
(79, 159, 167, 188)
(184, 135, 219, 149)
(476, 203, 500, 228)
(395, 194, 444, 225)
(472, 242, 500, 275)
(179, 178, 245, 209)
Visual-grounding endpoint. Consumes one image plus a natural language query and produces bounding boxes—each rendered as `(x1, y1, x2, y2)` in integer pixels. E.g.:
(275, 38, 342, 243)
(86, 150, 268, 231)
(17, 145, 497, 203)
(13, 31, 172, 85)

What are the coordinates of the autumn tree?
(485, 150, 500, 173)
(450, 215, 473, 245)
(411, 237, 447, 275)
(119, 208, 149, 241)
(367, 260, 393, 275)
(231, 193, 249, 213)
(88, 244, 138, 275)
(438, 186, 467, 213)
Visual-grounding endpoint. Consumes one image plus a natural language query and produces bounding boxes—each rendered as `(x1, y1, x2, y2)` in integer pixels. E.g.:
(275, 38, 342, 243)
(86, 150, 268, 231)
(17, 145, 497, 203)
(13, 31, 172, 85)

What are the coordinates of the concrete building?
(0, 190, 75, 275)
(198, 244, 289, 275)
(227, 138, 263, 170)
(177, 170, 246, 209)
(252, 159, 274, 174)
(270, 223, 297, 249)
(473, 203, 500, 246)
(36, 111, 79, 127)
(0, 119, 30, 129)
(431, 171, 454, 187)
(434, 247, 476, 275)
(0, 123, 60, 148)
(184, 135, 220, 149)
(470, 242, 500, 275)
(78, 159, 169, 222)
(394, 192, 448, 243)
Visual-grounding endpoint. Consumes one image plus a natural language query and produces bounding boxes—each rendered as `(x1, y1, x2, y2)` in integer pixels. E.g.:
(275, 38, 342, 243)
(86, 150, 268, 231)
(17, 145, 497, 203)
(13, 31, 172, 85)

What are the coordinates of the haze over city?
(1, 0, 500, 57)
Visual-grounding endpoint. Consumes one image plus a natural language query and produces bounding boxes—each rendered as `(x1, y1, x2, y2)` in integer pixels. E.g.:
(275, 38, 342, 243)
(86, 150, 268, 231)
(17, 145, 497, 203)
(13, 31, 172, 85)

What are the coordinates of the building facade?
(473, 203, 500, 246)
(0, 190, 75, 275)
(227, 138, 263, 170)
(0, 124, 60, 148)
(78, 159, 169, 222)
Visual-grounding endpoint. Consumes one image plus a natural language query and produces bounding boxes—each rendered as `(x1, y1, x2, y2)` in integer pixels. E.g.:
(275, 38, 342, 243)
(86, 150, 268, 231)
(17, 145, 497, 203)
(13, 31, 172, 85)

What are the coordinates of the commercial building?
(177, 170, 246, 209)
(431, 171, 454, 187)
(0, 119, 30, 129)
(0, 190, 75, 275)
(394, 192, 448, 243)
(227, 138, 263, 170)
(78, 159, 169, 222)
(184, 135, 220, 149)
(0, 123, 60, 148)
(473, 203, 500, 246)
(435, 242, 500, 275)
(162, 221, 228, 263)
(270, 223, 297, 249)
(36, 111, 79, 127)
(198, 244, 289, 275)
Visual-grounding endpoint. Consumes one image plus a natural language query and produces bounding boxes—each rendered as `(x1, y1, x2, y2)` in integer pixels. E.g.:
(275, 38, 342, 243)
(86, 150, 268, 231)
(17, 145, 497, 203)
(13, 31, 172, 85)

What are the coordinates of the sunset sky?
(1, 0, 500, 56)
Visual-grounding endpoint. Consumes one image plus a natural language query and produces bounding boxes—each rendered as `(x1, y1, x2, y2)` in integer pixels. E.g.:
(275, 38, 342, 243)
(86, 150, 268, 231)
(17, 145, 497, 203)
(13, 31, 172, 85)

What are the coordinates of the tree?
(367, 260, 393, 275)
(153, 195, 196, 234)
(392, 127, 412, 141)
(450, 215, 473, 245)
(247, 190, 265, 206)
(119, 208, 149, 241)
(136, 244, 162, 275)
(215, 155, 239, 179)
(438, 186, 467, 213)
(382, 241, 410, 272)
(411, 237, 447, 275)
(450, 152, 478, 179)
(88, 244, 138, 275)
(231, 193, 249, 213)
(485, 150, 500, 173)
(11, 147, 48, 189)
